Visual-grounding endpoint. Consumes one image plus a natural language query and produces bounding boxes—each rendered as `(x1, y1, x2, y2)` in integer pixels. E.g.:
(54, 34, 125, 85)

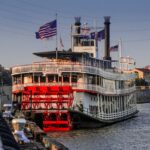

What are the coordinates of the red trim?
(43, 121, 69, 125)
(21, 85, 73, 131)
(43, 127, 71, 132)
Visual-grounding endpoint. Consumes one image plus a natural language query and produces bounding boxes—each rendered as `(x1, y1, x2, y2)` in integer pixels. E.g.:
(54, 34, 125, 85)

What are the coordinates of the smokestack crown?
(74, 17, 81, 26)
(104, 16, 111, 24)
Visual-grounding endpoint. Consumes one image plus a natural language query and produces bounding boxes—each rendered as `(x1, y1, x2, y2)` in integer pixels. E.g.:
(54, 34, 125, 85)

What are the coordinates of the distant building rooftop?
(136, 68, 150, 73)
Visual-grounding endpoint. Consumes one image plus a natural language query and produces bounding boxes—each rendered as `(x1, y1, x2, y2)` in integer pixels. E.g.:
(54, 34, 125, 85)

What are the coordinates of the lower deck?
(25, 108, 138, 132)
(13, 85, 138, 131)
(70, 109, 139, 128)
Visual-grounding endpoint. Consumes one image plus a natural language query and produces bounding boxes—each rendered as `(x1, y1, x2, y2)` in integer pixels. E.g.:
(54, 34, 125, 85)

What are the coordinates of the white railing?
(12, 82, 136, 95)
(81, 106, 137, 121)
(12, 63, 135, 81)
(98, 106, 137, 120)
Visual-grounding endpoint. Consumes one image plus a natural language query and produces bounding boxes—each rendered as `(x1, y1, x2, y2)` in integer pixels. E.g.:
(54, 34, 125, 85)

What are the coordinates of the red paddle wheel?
(21, 85, 73, 131)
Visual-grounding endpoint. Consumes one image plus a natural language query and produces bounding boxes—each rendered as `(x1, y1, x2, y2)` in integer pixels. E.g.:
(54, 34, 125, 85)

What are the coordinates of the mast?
(119, 38, 122, 59)
(94, 17, 98, 58)
(71, 24, 73, 52)
(119, 38, 123, 70)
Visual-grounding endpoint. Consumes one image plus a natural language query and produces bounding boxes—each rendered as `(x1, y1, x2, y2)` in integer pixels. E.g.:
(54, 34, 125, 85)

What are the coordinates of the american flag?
(90, 29, 105, 41)
(36, 20, 57, 39)
(97, 29, 105, 41)
(109, 45, 119, 52)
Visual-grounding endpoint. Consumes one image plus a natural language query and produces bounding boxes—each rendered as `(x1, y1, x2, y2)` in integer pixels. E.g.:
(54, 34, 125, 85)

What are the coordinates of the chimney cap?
(104, 16, 111, 23)
(75, 17, 81, 25)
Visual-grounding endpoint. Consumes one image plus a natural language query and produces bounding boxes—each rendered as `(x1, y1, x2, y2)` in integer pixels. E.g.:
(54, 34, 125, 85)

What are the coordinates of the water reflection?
(48, 104, 150, 150)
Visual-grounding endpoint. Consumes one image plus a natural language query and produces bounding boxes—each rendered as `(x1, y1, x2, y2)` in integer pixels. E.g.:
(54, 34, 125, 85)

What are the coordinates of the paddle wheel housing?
(21, 85, 73, 131)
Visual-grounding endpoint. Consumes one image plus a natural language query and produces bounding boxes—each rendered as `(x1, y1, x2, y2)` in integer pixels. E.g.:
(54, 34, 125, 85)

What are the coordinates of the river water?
(48, 104, 150, 150)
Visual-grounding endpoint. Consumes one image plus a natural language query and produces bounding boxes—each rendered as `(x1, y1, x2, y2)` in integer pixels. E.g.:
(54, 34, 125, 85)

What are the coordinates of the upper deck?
(12, 51, 135, 81)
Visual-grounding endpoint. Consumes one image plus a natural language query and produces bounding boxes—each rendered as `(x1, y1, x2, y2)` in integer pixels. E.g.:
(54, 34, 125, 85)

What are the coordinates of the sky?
(0, 0, 150, 68)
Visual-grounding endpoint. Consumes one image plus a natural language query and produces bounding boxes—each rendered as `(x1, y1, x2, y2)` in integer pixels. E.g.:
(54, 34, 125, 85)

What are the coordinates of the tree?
(135, 78, 148, 86)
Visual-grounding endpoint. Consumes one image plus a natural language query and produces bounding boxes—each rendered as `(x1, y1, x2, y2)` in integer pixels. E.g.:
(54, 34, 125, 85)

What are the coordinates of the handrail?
(12, 63, 135, 81)
(12, 82, 136, 95)
(73, 106, 137, 121)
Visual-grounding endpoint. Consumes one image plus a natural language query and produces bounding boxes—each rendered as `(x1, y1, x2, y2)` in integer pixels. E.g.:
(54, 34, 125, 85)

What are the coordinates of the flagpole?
(119, 38, 122, 70)
(119, 38, 122, 58)
(94, 17, 98, 58)
(71, 24, 73, 52)
(56, 13, 58, 60)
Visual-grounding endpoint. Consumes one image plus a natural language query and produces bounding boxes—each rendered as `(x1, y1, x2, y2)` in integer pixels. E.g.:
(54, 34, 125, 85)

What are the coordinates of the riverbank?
(1, 113, 69, 150)
(20, 120, 69, 150)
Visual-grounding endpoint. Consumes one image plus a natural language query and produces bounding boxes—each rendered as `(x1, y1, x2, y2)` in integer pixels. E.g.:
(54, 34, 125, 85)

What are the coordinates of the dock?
(0, 114, 68, 150)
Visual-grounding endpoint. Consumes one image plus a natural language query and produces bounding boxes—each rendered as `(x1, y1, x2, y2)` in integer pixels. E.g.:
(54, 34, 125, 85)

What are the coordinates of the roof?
(33, 50, 90, 59)
(135, 68, 150, 73)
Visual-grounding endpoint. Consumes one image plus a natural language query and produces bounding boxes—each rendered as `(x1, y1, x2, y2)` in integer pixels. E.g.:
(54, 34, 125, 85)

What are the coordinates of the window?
(72, 75, 77, 83)
(63, 75, 69, 83)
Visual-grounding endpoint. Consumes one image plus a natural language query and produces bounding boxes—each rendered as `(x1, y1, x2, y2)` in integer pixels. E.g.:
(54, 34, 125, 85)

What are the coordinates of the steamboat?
(12, 17, 138, 131)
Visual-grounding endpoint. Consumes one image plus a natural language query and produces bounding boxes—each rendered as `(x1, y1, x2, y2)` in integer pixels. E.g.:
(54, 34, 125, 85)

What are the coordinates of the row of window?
(13, 74, 135, 90)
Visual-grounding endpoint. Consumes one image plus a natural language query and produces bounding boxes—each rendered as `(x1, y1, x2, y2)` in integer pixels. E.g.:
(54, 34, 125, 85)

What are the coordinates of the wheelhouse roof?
(33, 50, 90, 59)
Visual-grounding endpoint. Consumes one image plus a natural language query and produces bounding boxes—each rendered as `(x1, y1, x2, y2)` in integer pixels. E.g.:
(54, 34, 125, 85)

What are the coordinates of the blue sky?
(0, 0, 150, 68)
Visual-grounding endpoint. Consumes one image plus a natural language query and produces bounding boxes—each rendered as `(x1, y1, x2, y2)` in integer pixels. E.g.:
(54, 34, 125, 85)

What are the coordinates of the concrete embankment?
(0, 113, 68, 150)
(21, 120, 69, 150)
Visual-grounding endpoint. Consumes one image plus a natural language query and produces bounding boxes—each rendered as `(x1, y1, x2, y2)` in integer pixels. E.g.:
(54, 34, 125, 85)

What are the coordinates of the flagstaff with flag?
(35, 20, 57, 39)
(109, 45, 119, 52)
(35, 18, 59, 59)
(90, 29, 105, 41)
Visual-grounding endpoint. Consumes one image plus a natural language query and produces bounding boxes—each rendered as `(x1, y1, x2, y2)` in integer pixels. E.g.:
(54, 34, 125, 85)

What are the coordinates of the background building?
(134, 68, 150, 85)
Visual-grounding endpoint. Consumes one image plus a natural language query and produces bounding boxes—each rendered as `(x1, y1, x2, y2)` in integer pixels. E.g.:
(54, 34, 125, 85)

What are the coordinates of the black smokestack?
(74, 17, 81, 46)
(103, 16, 111, 60)
(74, 17, 81, 34)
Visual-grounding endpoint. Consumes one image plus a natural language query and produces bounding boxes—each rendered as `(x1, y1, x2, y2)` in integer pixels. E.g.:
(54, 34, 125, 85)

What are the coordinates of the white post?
(97, 94, 100, 116)
(94, 18, 98, 58)
(119, 38, 123, 70)
(119, 38, 122, 59)
(71, 25, 73, 52)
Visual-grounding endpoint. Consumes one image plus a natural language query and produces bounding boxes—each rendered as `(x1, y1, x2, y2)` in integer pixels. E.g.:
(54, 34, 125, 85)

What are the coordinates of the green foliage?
(135, 78, 148, 86)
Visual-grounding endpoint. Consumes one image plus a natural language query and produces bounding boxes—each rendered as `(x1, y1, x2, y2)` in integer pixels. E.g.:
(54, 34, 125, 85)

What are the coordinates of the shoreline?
(19, 120, 69, 150)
